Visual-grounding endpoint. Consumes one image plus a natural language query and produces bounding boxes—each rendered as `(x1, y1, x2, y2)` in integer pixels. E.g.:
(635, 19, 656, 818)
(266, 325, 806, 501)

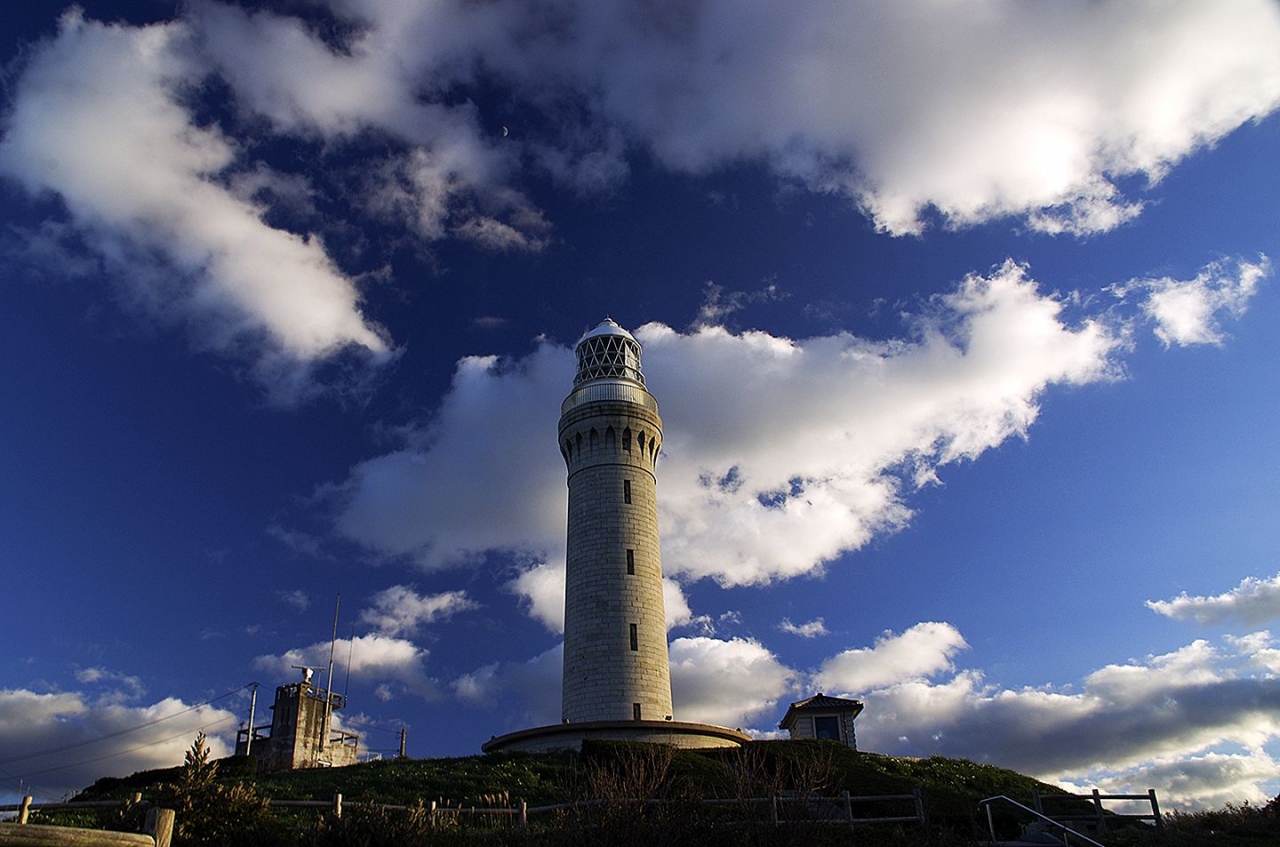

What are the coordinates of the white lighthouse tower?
(484, 319, 749, 753)
(559, 318, 673, 724)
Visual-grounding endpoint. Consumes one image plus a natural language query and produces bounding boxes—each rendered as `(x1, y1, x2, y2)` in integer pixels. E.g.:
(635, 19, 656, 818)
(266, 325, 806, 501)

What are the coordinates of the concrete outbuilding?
(778, 693, 864, 749)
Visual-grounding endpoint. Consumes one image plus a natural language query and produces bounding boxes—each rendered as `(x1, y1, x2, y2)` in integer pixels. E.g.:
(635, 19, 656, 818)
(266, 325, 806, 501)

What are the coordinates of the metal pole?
(245, 682, 258, 757)
(322, 594, 340, 751)
(399, 727, 407, 758)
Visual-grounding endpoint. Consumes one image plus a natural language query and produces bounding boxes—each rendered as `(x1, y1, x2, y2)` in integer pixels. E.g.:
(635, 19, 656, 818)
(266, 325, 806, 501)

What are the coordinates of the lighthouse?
(558, 318, 673, 723)
(483, 319, 749, 752)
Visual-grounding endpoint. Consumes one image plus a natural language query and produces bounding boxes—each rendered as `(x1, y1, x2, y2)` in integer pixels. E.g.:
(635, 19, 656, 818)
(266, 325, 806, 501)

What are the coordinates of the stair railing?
(979, 795, 1106, 847)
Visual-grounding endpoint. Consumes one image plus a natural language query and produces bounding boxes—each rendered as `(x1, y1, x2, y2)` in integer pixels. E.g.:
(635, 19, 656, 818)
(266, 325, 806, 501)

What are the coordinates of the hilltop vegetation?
(74, 738, 1060, 813)
(57, 738, 1280, 846)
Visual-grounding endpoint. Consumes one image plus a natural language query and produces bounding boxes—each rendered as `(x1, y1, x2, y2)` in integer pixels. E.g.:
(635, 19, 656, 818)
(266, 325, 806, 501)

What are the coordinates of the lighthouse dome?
(573, 318, 645, 386)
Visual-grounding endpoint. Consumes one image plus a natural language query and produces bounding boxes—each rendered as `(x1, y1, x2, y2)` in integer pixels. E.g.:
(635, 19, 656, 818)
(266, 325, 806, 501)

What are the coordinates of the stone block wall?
(559, 395, 673, 724)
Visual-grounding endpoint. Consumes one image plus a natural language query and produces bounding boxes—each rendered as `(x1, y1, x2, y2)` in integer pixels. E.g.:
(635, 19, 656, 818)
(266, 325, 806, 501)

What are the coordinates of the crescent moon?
(502, 126, 509, 137)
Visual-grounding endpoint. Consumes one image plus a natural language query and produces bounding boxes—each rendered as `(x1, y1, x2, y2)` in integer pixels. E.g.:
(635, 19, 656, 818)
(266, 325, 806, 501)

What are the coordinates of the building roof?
(778, 693, 865, 730)
(578, 317, 637, 344)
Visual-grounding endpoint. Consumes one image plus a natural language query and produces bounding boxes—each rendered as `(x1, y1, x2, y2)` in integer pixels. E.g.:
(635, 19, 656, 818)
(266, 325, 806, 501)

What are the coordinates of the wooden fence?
(268, 788, 924, 828)
(2, 787, 923, 839)
(0, 796, 172, 847)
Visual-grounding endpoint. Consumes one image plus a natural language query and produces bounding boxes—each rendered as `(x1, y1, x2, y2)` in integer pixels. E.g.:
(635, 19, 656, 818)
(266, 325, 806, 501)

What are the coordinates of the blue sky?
(2, 0, 1280, 811)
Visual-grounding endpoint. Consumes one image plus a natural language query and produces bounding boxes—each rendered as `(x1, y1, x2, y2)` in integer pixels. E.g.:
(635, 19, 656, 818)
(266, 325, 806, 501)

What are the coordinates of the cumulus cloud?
(1148, 572, 1280, 626)
(0, 688, 238, 800)
(472, 0, 1280, 234)
(452, 644, 562, 731)
(815, 622, 968, 692)
(778, 618, 829, 638)
(254, 634, 438, 700)
(0, 10, 390, 400)
(358, 586, 479, 637)
(73, 667, 146, 702)
(334, 345, 571, 569)
(668, 637, 795, 727)
(454, 636, 793, 730)
(334, 261, 1120, 599)
(829, 635, 1280, 810)
(278, 589, 311, 613)
(1, 3, 1274, 396)
(1113, 258, 1269, 347)
(449, 617, 1280, 809)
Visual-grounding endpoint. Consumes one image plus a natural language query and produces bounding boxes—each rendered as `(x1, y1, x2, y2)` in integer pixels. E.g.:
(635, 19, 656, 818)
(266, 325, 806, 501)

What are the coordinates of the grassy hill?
(73, 740, 1063, 811)
(60, 740, 1280, 846)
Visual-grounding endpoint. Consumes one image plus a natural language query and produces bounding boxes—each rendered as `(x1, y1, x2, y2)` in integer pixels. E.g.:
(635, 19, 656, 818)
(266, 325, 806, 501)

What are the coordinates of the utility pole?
(398, 727, 407, 759)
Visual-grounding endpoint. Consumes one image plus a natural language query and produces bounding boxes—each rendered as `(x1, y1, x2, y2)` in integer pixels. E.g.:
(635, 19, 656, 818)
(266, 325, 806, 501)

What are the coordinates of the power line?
(337, 716, 404, 735)
(16, 715, 240, 780)
(0, 684, 251, 768)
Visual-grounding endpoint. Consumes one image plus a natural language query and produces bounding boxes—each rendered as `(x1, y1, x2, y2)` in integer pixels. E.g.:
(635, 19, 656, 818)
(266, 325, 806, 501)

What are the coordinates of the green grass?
(61, 740, 1280, 846)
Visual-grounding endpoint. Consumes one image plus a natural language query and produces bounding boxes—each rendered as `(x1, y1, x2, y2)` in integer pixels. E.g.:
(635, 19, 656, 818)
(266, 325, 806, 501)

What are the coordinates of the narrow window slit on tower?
(623, 479, 632, 504)
(629, 623, 638, 651)
(626, 549, 635, 574)
(633, 703, 642, 721)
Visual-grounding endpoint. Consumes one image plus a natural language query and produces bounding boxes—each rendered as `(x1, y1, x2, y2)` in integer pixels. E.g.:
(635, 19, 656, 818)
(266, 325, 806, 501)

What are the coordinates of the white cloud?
(187, 0, 548, 248)
(335, 261, 1120, 595)
(358, 586, 479, 637)
(0, 11, 390, 400)
(1113, 258, 1269, 347)
(254, 634, 438, 700)
(334, 345, 571, 569)
(0, 688, 238, 800)
(72, 667, 146, 702)
(452, 644, 562, 731)
(442, 612, 1280, 808)
(2, 2, 1274, 402)
(815, 622, 968, 692)
(1148, 572, 1280, 626)
(473, 0, 1280, 234)
(452, 636, 794, 731)
(778, 618, 829, 638)
(668, 637, 795, 727)
(835, 636, 1280, 810)
(507, 561, 567, 634)
(278, 589, 311, 613)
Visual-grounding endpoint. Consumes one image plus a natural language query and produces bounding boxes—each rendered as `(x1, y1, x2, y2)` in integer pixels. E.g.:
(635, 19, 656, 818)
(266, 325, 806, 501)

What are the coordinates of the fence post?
(844, 790, 852, 824)
(429, 800, 437, 828)
(770, 794, 778, 827)
(1148, 789, 1162, 832)
(519, 800, 527, 828)
(146, 807, 175, 847)
(333, 793, 342, 819)
(914, 787, 925, 824)
(17, 796, 32, 824)
(1032, 787, 1043, 816)
(1092, 788, 1106, 833)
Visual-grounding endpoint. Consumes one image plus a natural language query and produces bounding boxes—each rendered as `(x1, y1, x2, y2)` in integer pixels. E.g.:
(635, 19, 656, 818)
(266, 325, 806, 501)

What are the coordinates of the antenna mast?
(322, 593, 340, 752)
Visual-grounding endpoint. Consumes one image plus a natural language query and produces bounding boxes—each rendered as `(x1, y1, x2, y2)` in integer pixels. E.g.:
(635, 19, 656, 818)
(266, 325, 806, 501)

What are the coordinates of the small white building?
(778, 693, 864, 749)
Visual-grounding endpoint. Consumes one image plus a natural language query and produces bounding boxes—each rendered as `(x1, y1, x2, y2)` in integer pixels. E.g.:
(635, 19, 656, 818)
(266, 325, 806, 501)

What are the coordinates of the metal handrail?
(979, 795, 1106, 847)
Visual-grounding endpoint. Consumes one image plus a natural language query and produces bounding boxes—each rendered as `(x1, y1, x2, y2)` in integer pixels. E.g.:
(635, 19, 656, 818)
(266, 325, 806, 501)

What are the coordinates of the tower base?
(482, 720, 751, 753)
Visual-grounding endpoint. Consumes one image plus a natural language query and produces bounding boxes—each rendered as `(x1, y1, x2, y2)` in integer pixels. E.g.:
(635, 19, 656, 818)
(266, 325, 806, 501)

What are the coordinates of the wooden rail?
(0, 798, 172, 847)
(3, 788, 923, 837)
